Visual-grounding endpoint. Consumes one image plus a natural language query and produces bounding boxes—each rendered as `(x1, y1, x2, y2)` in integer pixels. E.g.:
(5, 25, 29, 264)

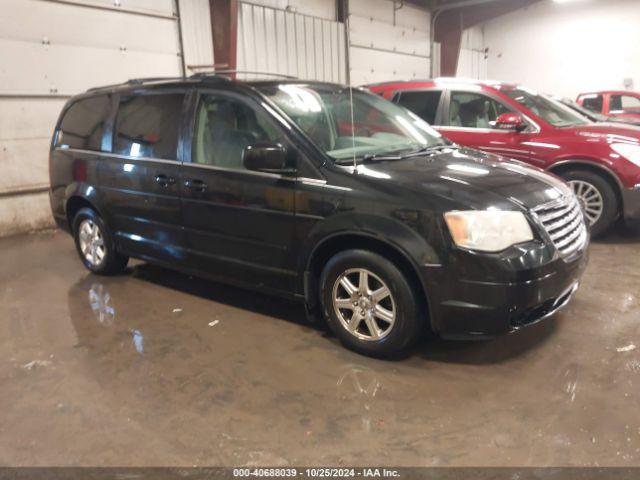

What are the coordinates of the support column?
(209, 0, 238, 72)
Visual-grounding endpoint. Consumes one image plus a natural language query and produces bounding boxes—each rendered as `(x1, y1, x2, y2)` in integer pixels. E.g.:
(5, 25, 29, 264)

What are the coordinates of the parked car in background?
(554, 97, 640, 126)
(368, 79, 640, 236)
(576, 91, 640, 126)
(50, 76, 588, 358)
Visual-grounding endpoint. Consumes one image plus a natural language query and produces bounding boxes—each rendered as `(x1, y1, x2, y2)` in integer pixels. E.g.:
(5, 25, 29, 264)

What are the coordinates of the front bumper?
(622, 185, 640, 220)
(422, 242, 589, 339)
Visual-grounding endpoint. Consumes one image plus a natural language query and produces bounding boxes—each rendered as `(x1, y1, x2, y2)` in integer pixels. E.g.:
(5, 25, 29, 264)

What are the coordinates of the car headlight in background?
(611, 143, 640, 167)
(444, 210, 534, 252)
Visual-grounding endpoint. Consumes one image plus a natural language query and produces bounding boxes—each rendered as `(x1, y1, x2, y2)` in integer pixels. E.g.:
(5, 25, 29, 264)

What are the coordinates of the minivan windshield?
(257, 83, 449, 163)
(501, 87, 589, 128)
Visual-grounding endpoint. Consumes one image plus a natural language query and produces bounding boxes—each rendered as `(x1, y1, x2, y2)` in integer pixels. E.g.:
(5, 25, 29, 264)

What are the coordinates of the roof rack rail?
(189, 66, 297, 80)
(125, 76, 183, 85)
(86, 76, 185, 92)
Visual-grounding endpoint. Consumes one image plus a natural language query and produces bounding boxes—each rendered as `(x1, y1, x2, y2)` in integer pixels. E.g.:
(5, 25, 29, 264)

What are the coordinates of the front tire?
(72, 208, 128, 275)
(559, 169, 618, 237)
(319, 249, 423, 358)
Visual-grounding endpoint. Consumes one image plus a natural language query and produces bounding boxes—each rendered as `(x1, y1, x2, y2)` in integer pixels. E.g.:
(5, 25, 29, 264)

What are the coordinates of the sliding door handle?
(184, 179, 208, 192)
(155, 174, 176, 187)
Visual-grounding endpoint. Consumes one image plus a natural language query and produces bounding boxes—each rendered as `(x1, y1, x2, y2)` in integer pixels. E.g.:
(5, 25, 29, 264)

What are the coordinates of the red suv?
(369, 79, 640, 235)
(577, 91, 640, 126)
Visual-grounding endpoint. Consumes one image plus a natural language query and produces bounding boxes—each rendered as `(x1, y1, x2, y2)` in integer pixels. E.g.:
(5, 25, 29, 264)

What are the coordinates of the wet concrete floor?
(0, 227, 639, 467)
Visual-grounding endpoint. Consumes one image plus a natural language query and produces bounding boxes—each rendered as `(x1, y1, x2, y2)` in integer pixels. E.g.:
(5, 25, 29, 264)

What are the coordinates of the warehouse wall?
(456, 26, 486, 80)
(0, 0, 212, 237)
(238, 0, 431, 86)
(482, 0, 640, 98)
(237, 1, 346, 82)
(348, 0, 431, 86)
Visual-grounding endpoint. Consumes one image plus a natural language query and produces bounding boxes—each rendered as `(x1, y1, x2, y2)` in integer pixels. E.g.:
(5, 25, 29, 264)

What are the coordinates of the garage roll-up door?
(0, 0, 183, 96)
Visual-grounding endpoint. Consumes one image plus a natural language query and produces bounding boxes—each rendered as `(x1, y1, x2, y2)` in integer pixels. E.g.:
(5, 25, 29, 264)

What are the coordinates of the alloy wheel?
(78, 219, 106, 267)
(569, 179, 604, 226)
(332, 268, 396, 341)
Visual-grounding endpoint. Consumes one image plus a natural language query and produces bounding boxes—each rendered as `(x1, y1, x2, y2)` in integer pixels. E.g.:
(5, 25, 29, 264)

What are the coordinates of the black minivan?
(50, 75, 589, 357)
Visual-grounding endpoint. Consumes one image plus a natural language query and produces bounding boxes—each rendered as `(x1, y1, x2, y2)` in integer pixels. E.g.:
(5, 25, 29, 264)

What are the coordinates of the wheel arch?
(304, 232, 434, 331)
(547, 159, 623, 212)
(65, 195, 103, 231)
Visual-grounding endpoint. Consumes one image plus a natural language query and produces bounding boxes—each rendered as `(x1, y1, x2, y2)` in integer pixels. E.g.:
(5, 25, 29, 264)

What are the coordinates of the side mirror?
(243, 143, 295, 174)
(494, 112, 527, 132)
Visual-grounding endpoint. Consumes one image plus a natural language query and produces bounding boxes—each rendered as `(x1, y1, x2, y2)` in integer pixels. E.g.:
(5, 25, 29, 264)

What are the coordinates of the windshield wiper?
(400, 144, 458, 158)
(361, 153, 404, 162)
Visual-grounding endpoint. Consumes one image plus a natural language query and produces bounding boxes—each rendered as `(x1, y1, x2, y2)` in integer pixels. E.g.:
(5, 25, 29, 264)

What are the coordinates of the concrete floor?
(0, 227, 639, 467)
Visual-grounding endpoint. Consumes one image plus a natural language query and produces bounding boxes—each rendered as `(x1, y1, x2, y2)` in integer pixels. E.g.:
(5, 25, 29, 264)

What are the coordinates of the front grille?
(533, 196, 587, 257)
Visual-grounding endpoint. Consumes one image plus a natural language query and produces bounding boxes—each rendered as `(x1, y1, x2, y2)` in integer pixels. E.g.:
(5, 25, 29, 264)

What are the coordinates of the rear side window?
(581, 95, 603, 113)
(113, 93, 184, 160)
(395, 90, 442, 125)
(57, 95, 111, 151)
(610, 94, 640, 113)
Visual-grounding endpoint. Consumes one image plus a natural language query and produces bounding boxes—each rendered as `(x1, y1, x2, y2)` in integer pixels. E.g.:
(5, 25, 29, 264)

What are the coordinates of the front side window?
(501, 87, 588, 127)
(57, 95, 111, 151)
(448, 91, 510, 129)
(581, 94, 604, 113)
(395, 90, 442, 125)
(193, 94, 282, 169)
(113, 93, 184, 160)
(610, 94, 640, 113)
(257, 83, 447, 163)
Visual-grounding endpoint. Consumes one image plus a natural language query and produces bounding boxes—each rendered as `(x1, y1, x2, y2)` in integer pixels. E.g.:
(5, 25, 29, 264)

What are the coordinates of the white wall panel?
(240, 0, 336, 20)
(456, 26, 487, 80)
(0, 0, 182, 95)
(482, 0, 640, 98)
(347, 0, 430, 85)
(56, 0, 176, 16)
(238, 2, 346, 82)
(179, 0, 215, 68)
(349, 46, 430, 86)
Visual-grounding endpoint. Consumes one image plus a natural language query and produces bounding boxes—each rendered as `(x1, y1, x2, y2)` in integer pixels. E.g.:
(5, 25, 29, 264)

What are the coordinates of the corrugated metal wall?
(237, 2, 346, 82)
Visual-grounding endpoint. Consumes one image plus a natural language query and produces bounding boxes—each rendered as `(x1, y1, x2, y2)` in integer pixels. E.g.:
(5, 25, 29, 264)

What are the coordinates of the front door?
(180, 90, 297, 294)
(437, 90, 532, 162)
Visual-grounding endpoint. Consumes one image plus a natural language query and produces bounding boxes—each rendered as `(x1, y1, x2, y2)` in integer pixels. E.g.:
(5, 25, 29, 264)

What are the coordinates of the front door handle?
(155, 174, 176, 187)
(184, 179, 208, 192)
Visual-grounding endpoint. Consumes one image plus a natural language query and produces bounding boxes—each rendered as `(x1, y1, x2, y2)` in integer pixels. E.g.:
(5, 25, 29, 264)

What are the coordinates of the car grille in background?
(533, 196, 587, 257)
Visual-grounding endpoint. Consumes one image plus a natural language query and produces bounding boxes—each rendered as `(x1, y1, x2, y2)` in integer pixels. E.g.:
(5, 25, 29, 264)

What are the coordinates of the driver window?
(193, 94, 281, 169)
(449, 91, 510, 129)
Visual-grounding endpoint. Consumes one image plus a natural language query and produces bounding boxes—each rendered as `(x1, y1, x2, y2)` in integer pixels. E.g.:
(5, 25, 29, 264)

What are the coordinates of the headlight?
(444, 210, 534, 252)
(611, 143, 640, 167)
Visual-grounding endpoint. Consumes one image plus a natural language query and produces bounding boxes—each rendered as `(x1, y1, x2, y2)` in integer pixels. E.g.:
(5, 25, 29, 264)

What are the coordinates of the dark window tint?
(581, 95, 603, 113)
(113, 94, 184, 160)
(449, 91, 510, 128)
(57, 95, 110, 151)
(610, 94, 640, 112)
(193, 95, 281, 169)
(396, 90, 442, 124)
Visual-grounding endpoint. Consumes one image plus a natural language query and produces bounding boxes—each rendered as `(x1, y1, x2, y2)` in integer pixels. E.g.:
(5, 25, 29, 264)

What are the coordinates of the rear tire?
(319, 249, 423, 359)
(559, 169, 618, 237)
(72, 208, 128, 275)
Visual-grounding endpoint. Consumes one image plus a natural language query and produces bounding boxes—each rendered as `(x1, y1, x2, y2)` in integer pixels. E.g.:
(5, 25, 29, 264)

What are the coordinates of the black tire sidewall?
(560, 169, 618, 237)
(319, 249, 421, 358)
(72, 208, 125, 275)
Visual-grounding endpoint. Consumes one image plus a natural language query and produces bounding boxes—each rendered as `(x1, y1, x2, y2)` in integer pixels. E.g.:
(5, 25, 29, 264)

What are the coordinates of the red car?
(577, 91, 640, 126)
(368, 79, 640, 235)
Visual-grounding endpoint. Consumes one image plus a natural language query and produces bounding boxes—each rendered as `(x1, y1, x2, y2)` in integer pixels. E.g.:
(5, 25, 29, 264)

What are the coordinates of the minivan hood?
(353, 147, 571, 212)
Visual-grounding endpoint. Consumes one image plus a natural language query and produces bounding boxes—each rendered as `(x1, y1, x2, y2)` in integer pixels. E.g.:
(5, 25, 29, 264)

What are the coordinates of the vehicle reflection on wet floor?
(0, 226, 639, 466)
